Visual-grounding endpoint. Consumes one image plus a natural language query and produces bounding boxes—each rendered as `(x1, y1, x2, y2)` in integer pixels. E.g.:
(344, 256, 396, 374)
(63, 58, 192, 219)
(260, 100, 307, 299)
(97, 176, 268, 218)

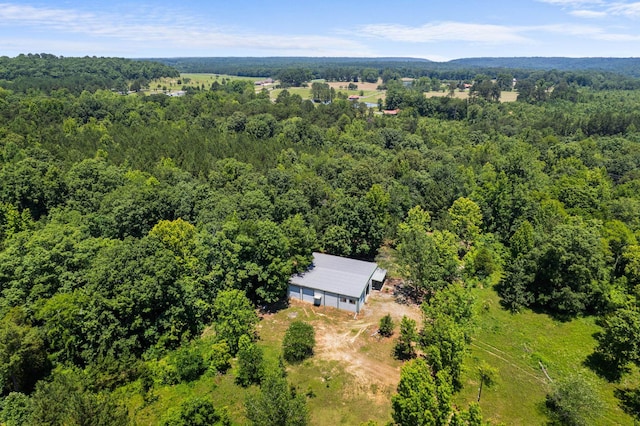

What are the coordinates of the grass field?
(269, 88, 384, 102)
(422, 90, 519, 103)
(125, 281, 638, 425)
(455, 286, 638, 425)
(147, 74, 519, 104)
(146, 73, 266, 94)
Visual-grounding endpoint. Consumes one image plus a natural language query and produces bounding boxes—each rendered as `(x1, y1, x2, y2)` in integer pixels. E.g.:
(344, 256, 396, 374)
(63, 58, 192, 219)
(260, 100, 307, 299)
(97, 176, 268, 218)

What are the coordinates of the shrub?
(545, 374, 603, 426)
(282, 321, 315, 363)
(235, 335, 264, 387)
(160, 397, 230, 426)
(206, 342, 232, 375)
(379, 314, 395, 337)
(174, 347, 205, 382)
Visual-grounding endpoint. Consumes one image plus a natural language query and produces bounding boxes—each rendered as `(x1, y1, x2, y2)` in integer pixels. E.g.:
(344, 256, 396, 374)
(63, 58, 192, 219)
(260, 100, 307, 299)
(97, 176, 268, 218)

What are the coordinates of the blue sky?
(1, 0, 639, 60)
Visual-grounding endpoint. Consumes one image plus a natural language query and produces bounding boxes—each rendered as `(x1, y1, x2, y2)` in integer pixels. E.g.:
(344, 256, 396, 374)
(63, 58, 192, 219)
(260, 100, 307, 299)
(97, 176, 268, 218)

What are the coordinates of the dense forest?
(0, 55, 639, 425)
(0, 54, 179, 94)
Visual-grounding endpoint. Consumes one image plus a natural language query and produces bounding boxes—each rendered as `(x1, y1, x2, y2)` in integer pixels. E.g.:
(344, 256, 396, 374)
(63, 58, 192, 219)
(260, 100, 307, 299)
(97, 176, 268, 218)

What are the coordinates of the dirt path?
(303, 285, 422, 399)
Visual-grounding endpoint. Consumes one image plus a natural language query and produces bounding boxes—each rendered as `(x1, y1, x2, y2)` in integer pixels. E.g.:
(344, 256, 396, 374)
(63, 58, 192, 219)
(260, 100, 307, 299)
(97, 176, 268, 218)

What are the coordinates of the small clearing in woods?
(315, 288, 420, 389)
(268, 281, 421, 401)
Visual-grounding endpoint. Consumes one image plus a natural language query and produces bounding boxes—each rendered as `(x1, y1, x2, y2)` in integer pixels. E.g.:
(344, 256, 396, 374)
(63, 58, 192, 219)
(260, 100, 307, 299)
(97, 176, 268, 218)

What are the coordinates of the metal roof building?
(289, 252, 386, 313)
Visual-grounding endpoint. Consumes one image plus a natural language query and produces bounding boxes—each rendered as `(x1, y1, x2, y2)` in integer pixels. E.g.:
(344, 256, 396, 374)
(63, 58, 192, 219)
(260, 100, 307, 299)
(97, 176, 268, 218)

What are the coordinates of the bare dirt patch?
(289, 282, 421, 402)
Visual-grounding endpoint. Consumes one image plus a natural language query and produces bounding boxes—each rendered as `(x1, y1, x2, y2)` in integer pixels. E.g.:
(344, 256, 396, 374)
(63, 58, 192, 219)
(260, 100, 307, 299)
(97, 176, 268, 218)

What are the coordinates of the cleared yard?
(129, 280, 638, 425)
(258, 284, 421, 425)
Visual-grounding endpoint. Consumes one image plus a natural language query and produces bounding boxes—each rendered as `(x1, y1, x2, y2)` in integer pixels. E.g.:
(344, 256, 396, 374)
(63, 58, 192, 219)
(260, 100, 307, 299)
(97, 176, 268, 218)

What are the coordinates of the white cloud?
(534, 23, 605, 36)
(570, 9, 608, 17)
(540, 0, 640, 20)
(609, 2, 640, 18)
(537, 0, 604, 6)
(592, 32, 640, 40)
(357, 22, 530, 44)
(357, 21, 618, 44)
(0, 2, 372, 56)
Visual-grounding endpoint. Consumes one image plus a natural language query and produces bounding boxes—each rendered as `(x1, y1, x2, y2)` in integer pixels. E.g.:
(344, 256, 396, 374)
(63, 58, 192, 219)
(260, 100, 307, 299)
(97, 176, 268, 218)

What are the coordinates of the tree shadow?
(614, 387, 640, 421)
(392, 283, 423, 306)
(583, 351, 625, 382)
(259, 298, 290, 315)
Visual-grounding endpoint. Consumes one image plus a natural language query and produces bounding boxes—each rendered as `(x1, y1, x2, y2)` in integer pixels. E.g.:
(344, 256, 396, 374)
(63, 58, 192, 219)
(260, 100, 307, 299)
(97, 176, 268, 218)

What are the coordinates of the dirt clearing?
(287, 283, 421, 399)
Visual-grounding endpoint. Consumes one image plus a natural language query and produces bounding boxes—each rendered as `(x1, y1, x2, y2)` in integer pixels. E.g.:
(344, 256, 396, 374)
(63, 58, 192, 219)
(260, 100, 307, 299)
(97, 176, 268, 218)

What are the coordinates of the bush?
(546, 374, 603, 426)
(235, 335, 264, 387)
(174, 347, 206, 382)
(379, 314, 395, 337)
(245, 372, 309, 426)
(282, 321, 316, 363)
(206, 342, 232, 375)
(160, 397, 230, 426)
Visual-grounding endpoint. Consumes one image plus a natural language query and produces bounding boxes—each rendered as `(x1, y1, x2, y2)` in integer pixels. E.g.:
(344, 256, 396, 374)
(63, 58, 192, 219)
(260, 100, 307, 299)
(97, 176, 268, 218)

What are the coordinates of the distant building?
(289, 252, 387, 313)
(401, 77, 414, 87)
(254, 78, 274, 86)
(383, 109, 400, 115)
(348, 95, 360, 101)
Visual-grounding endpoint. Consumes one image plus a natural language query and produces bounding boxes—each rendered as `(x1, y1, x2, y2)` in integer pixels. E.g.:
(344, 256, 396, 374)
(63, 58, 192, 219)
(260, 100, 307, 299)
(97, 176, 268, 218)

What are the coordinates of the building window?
(349, 299, 356, 304)
(340, 297, 347, 303)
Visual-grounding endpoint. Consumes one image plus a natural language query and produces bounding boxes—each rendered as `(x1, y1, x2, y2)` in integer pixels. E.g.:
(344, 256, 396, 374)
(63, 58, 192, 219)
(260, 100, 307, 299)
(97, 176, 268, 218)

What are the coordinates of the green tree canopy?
(282, 321, 315, 363)
(245, 371, 309, 426)
(212, 289, 258, 355)
(392, 358, 452, 426)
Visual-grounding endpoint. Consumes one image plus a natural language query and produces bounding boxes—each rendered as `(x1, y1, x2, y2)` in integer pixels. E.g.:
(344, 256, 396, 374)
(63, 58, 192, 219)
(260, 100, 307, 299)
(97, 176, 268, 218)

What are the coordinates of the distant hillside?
(448, 57, 640, 77)
(149, 56, 640, 81)
(146, 56, 433, 77)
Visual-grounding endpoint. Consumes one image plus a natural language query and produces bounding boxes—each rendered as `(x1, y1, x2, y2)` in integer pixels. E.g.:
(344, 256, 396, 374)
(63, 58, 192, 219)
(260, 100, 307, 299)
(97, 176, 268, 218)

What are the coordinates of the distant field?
(269, 87, 384, 103)
(269, 80, 384, 103)
(147, 74, 518, 103)
(424, 90, 518, 102)
(146, 73, 266, 94)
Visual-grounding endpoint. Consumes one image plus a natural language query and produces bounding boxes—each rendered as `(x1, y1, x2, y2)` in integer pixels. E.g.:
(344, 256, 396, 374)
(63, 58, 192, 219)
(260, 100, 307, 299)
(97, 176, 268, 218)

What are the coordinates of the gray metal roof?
(290, 252, 380, 298)
(371, 268, 387, 283)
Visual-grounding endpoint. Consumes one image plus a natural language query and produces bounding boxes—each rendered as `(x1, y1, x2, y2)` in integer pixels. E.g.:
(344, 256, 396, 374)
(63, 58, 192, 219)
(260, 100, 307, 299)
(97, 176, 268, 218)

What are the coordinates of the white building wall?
(324, 292, 339, 309)
(287, 286, 362, 313)
(288, 285, 302, 300)
(302, 287, 315, 303)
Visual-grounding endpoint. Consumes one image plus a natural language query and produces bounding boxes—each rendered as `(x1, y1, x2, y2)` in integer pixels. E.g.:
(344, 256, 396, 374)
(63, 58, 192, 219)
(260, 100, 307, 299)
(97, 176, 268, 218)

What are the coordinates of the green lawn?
(455, 286, 638, 425)
(146, 73, 265, 94)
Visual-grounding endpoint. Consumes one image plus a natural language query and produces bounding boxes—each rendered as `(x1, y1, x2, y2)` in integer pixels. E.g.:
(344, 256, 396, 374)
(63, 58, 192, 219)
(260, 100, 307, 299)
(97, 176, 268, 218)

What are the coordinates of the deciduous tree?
(282, 321, 315, 363)
(212, 289, 258, 355)
(245, 371, 309, 426)
(235, 334, 264, 387)
(392, 358, 452, 426)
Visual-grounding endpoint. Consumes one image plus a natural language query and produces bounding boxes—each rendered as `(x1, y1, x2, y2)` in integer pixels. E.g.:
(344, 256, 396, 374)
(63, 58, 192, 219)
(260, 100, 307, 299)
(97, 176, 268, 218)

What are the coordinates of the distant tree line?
(0, 54, 179, 94)
(151, 56, 640, 90)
